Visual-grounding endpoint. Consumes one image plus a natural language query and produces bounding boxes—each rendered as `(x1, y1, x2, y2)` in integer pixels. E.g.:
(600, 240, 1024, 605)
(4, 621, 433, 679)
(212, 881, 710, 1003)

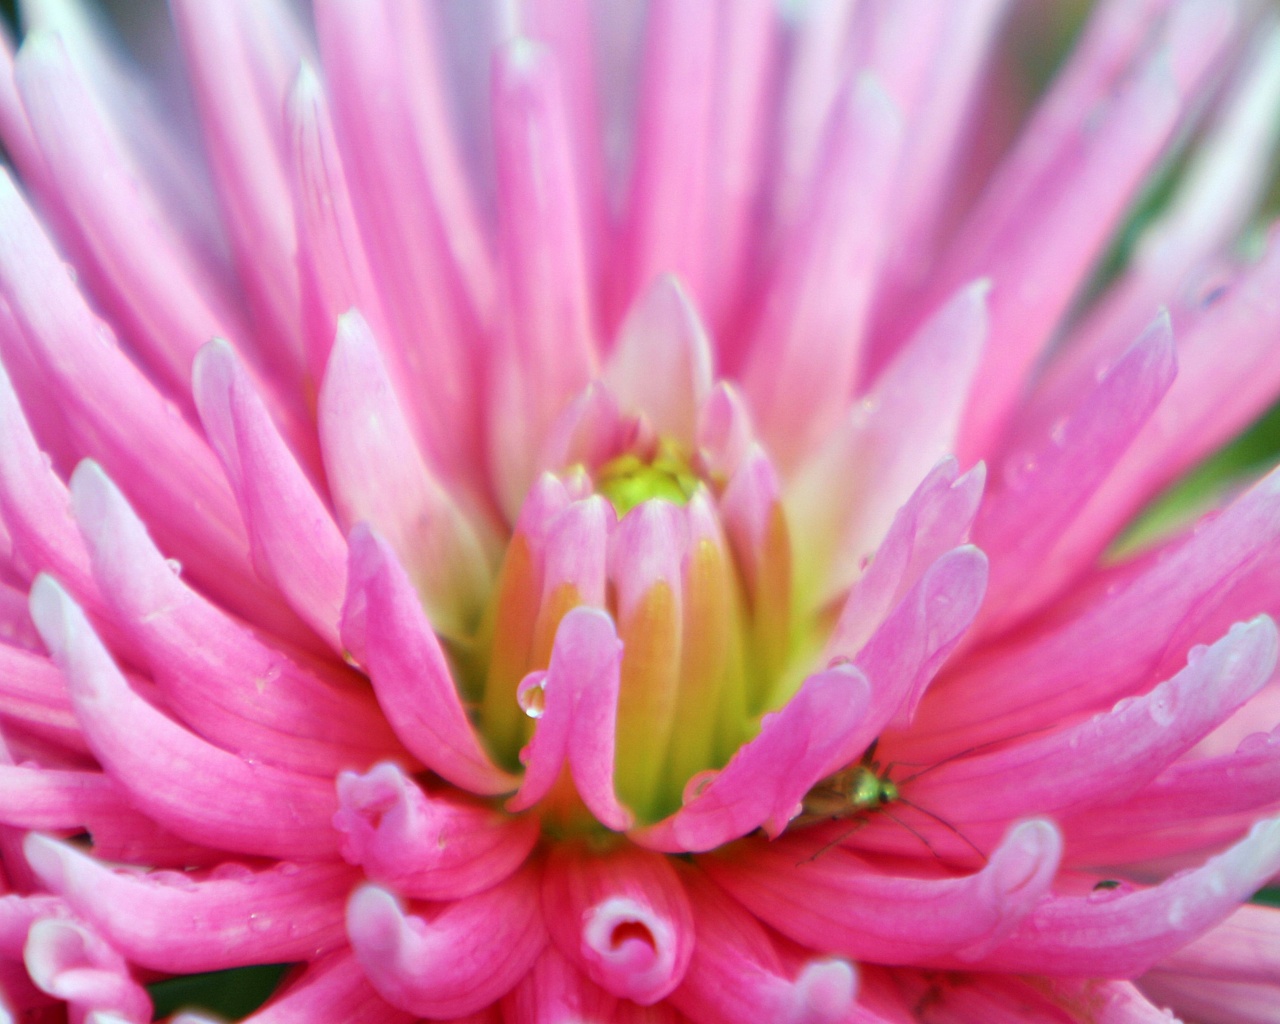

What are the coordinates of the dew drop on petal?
(517, 672, 548, 719)
(682, 769, 719, 805)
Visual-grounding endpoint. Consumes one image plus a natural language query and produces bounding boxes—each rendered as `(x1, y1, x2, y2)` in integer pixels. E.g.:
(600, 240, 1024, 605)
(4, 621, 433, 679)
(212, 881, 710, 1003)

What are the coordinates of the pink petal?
(341, 525, 516, 796)
(335, 762, 539, 900)
(313, 0, 488, 491)
(70, 459, 404, 776)
(168, 0, 307, 385)
(286, 64, 390, 387)
(906, 617, 1278, 837)
(605, 275, 714, 447)
(789, 281, 988, 606)
(708, 819, 1062, 964)
(743, 73, 904, 467)
(0, 643, 85, 755)
(508, 606, 633, 830)
(0, 766, 129, 833)
(318, 311, 491, 639)
(634, 665, 871, 851)
(609, 499, 687, 815)
(908, 464, 1280, 760)
(1028, 231, 1280, 592)
(14, 32, 238, 404)
(176, 953, 414, 1024)
(0, 169, 292, 638)
(975, 313, 1177, 631)
(1153, 903, 1280, 984)
(965, 816, 1280, 976)
(672, 874, 856, 1024)
(824, 459, 985, 663)
(193, 339, 347, 652)
(1060, 725, 1280, 865)
(29, 575, 340, 860)
(347, 862, 546, 1018)
(500, 946, 618, 1024)
(615, 0, 718, 327)
(24, 835, 351, 973)
(24, 918, 150, 1024)
(488, 38, 597, 510)
(848, 544, 988, 737)
(695, 382, 756, 487)
(542, 843, 694, 1005)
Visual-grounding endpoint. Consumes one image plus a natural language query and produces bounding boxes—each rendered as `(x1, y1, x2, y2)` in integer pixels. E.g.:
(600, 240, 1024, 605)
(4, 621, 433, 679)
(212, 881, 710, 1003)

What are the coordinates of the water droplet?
(165, 558, 183, 576)
(277, 862, 300, 877)
(1049, 418, 1068, 446)
(1166, 896, 1189, 928)
(1001, 453, 1037, 491)
(682, 769, 719, 805)
(152, 871, 198, 891)
(247, 914, 273, 934)
(1148, 687, 1175, 727)
(517, 672, 548, 719)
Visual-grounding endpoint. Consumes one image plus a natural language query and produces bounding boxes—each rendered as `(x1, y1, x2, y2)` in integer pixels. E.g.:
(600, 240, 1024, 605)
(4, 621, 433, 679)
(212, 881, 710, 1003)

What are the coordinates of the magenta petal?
(672, 875, 856, 1024)
(193, 339, 347, 651)
(335, 762, 539, 900)
(634, 665, 872, 851)
(71, 459, 405, 776)
(179, 953, 413, 1024)
(542, 844, 694, 1006)
(341, 525, 516, 796)
(851, 544, 989, 735)
(346, 862, 547, 1019)
(508, 606, 633, 830)
(909, 617, 1278, 832)
(24, 835, 351, 974)
(0, 766, 130, 833)
(500, 946, 619, 1024)
(976, 313, 1177, 631)
(965, 816, 1280, 976)
(29, 575, 340, 860)
(911, 464, 1280, 758)
(708, 819, 1062, 964)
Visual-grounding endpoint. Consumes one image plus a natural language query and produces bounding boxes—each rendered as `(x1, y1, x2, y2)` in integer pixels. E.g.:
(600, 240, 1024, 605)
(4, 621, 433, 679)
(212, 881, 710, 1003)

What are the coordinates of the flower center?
(594, 442, 699, 516)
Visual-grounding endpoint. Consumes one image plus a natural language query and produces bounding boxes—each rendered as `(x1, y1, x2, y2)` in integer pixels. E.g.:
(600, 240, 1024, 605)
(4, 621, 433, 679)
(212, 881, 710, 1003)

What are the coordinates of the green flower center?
(594, 444, 699, 516)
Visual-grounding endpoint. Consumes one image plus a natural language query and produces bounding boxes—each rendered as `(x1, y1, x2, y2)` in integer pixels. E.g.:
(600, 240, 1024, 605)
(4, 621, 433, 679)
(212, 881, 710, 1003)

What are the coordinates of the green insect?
(794, 741, 986, 864)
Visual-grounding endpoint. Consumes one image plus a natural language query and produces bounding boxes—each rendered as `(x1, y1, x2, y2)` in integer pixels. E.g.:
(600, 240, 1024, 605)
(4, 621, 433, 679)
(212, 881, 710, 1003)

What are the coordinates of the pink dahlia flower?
(2, 0, 1280, 1021)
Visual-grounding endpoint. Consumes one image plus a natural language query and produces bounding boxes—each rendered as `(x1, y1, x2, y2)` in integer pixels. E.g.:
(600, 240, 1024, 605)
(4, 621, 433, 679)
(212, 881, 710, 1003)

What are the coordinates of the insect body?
(792, 741, 986, 864)
(798, 755, 899, 823)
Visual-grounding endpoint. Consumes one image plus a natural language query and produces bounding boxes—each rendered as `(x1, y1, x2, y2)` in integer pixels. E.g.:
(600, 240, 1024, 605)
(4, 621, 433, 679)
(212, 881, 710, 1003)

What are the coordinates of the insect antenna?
(888, 727, 1052, 788)
(879, 807, 946, 862)
(798, 818, 869, 865)
(896, 797, 988, 864)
